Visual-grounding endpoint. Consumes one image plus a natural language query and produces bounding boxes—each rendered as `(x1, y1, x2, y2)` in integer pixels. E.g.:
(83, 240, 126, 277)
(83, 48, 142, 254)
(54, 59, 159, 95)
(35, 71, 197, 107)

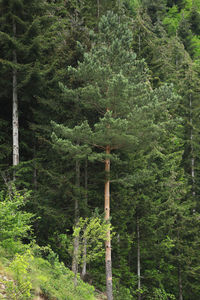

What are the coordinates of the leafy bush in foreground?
(0, 190, 96, 299)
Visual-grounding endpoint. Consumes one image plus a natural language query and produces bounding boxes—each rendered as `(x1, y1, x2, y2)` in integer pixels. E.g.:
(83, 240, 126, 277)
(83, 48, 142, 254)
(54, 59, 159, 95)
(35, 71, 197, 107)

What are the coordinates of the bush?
(31, 247, 96, 300)
(0, 189, 33, 247)
(5, 250, 33, 300)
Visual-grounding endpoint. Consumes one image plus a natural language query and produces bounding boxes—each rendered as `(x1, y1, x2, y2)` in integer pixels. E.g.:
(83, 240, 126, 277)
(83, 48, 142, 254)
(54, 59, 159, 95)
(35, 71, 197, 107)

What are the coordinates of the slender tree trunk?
(33, 163, 37, 188)
(138, 33, 141, 56)
(81, 238, 87, 279)
(72, 160, 80, 286)
(189, 94, 195, 197)
(105, 145, 113, 300)
(13, 20, 19, 179)
(84, 159, 88, 203)
(1, 171, 13, 201)
(137, 215, 141, 300)
(117, 233, 120, 268)
(33, 141, 37, 189)
(81, 159, 88, 279)
(97, 0, 100, 18)
(178, 267, 183, 300)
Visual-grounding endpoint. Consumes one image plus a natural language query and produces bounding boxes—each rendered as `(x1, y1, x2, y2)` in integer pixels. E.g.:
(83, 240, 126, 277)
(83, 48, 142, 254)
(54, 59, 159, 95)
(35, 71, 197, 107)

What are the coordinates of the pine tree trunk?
(72, 160, 80, 286)
(12, 20, 19, 178)
(105, 145, 113, 300)
(81, 159, 88, 279)
(137, 216, 141, 300)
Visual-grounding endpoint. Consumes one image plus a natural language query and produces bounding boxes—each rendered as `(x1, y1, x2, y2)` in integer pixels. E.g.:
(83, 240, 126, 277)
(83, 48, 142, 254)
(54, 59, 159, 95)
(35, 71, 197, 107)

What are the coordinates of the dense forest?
(1, 0, 200, 299)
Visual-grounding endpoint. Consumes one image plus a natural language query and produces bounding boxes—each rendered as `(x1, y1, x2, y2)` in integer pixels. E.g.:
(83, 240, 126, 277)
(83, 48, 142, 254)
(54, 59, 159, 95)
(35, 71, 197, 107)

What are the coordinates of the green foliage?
(149, 287, 176, 300)
(163, 5, 181, 35)
(0, 242, 96, 300)
(52, 11, 178, 160)
(113, 278, 134, 299)
(30, 244, 96, 300)
(5, 250, 33, 300)
(0, 189, 33, 246)
(32, 251, 96, 300)
(191, 35, 200, 59)
(70, 214, 112, 266)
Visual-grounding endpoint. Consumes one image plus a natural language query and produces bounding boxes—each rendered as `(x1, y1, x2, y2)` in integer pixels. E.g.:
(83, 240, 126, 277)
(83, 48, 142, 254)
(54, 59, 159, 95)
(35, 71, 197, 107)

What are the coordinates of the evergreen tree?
(52, 11, 180, 299)
(0, 0, 72, 184)
(0, 0, 45, 177)
(128, 2, 200, 298)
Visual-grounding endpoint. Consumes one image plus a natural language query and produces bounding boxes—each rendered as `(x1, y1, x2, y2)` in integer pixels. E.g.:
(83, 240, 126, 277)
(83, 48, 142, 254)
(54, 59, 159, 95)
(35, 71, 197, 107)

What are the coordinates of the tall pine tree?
(52, 11, 180, 299)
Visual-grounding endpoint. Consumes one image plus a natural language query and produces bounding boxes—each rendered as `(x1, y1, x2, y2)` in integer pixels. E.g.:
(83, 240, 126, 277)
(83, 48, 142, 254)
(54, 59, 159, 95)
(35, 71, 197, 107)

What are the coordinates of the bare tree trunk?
(84, 159, 88, 202)
(105, 145, 113, 300)
(33, 164, 37, 188)
(178, 267, 183, 300)
(117, 233, 120, 268)
(137, 216, 141, 300)
(81, 238, 87, 279)
(81, 159, 88, 279)
(189, 94, 195, 197)
(33, 141, 37, 189)
(72, 160, 80, 286)
(138, 33, 141, 56)
(13, 20, 19, 179)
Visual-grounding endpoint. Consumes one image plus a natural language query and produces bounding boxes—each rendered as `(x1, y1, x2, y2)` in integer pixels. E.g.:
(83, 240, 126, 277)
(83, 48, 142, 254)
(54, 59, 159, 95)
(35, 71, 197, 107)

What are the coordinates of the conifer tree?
(0, 0, 46, 179)
(0, 0, 71, 183)
(128, 2, 200, 297)
(52, 11, 179, 299)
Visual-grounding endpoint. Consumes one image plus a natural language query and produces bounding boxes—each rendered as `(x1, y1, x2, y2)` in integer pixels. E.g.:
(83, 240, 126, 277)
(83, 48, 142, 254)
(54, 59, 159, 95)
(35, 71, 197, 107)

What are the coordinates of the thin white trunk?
(81, 159, 88, 279)
(137, 216, 141, 300)
(81, 238, 87, 279)
(13, 20, 19, 176)
(84, 159, 88, 202)
(72, 232, 79, 286)
(72, 160, 80, 286)
(105, 145, 113, 300)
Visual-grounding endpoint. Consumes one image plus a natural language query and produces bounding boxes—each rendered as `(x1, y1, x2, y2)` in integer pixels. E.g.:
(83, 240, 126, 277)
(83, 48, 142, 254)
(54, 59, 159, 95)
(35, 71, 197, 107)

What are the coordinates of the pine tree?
(52, 11, 180, 299)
